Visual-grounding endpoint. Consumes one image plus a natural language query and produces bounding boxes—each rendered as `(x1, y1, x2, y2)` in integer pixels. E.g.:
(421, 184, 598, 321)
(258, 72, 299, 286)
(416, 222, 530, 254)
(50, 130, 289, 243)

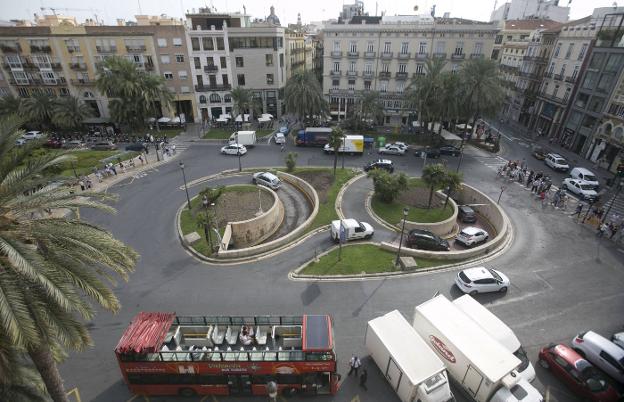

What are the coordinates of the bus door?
(227, 375, 252, 395)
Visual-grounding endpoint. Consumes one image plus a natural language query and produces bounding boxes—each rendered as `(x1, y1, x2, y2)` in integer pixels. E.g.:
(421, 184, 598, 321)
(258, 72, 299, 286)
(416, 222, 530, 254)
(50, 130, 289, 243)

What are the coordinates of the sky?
(4, 0, 620, 26)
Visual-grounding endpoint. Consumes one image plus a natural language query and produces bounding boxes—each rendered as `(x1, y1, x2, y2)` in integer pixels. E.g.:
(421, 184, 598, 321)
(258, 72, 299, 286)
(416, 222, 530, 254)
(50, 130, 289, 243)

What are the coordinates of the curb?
(335, 172, 366, 220)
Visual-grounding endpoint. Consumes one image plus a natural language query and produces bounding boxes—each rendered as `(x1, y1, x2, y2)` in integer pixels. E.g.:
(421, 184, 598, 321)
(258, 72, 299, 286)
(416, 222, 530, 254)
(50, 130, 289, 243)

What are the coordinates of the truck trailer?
(296, 127, 332, 147)
(229, 130, 256, 146)
(366, 310, 453, 402)
(323, 135, 364, 155)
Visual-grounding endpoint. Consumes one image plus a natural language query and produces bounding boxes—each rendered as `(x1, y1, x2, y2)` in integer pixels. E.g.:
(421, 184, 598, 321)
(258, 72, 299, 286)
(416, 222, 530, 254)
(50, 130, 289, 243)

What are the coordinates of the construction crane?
(40, 6, 103, 24)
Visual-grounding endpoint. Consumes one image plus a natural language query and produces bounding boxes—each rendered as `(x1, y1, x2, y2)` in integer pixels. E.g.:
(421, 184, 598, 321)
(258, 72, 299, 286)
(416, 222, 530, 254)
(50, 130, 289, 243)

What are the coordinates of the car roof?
(583, 331, 624, 357)
(572, 167, 594, 175)
(258, 172, 279, 181)
(552, 344, 583, 366)
(460, 226, 482, 235)
(408, 229, 436, 237)
(548, 153, 565, 159)
(462, 267, 494, 281)
(459, 205, 475, 212)
(374, 159, 393, 164)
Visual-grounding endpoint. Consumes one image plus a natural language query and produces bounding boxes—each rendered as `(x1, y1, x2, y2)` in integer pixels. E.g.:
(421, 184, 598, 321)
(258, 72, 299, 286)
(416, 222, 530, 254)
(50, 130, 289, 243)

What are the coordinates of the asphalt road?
(59, 137, 624, 402)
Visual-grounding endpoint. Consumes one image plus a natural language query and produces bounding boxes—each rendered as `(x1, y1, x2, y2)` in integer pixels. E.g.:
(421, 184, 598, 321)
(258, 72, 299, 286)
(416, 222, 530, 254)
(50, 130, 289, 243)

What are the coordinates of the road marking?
(66, 387, 82, 402)
(487, 291, 546, 308)
(350, 396, 361, 402)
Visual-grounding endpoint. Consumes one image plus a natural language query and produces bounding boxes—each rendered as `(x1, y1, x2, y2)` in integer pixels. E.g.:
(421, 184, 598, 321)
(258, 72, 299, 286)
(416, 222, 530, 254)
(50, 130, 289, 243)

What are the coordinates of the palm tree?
(406, 58, 447, 137)
(230, 88, 260, 122)
(460, 58, 504, 136)
(442, 170, 463, 209)
(358, 91, 384, 129)
(0, 115, 138, 401)
(52, 96, 92, 130)
(327, 127, 345, 178)
(0, 339, 49, 402)
(22, 93, 56, 130)
(0, 94, 22, 116)
(284, 71, 328, 128)
(422, 163, 448, 209)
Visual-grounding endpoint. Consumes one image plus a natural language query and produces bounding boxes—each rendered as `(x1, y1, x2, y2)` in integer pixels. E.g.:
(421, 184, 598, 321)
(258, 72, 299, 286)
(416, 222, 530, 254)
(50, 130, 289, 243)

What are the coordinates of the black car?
(439, 145, 461, 156)
(125, 143, 147, 152)
(364, 159, 394, 173)
(458, 205, 477, 223)
(414, 147, 441, 158)
(406, 229, 450, 251)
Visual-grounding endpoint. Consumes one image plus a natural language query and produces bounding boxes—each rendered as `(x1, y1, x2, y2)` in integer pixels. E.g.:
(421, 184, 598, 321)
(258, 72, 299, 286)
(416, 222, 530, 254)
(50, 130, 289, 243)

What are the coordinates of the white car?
(378, 144, 406, 155)
(274, 133, 286, 145)
(545, 153, 570, 172)
(455, 267, 510, 295)
(455, 226, 489, 247)
(390, 142, 408, 151)
(21, 130, 43, 140)
(220, 143, 247, 155)
(561, 178, 598, 201)
(572, 331, 624, 383)
(252, 172, 281, 190)
(612, 332, 624, 349)
(15, 138, 27, 146)
(330, 219, 374, 242)
(489, 378, 543, 402)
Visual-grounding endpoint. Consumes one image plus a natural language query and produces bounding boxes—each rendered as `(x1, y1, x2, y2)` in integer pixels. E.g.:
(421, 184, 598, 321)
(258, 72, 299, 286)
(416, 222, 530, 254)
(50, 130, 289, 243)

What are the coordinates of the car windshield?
(584, 174, 597, 181)
(577, 363, 609, 392)
(580, 184, 594, 191)
(555, 158, 567, 164)
(514, 347, 530, 371)
(487, 269, 502, 281)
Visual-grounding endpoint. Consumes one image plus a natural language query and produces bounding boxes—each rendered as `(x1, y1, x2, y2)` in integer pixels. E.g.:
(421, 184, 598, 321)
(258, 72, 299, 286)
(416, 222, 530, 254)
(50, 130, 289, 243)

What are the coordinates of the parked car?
(378, 144, 406, 155)
(252, 172, 281, 190)
(545, 153, 570, 172)
(538, 344, 619, 402)
(274, 133, 286, 145)
(363, 159, 394, 173)
(570, 167, 600, 190)
(531, 145, 549, 160)
(125, 143, 147, 152)
(220, 143, 247, 155)
(458, 205, 477, 223)
(561, 178, 599, 201)
(455, 226, 489, 247)
(454, 267, 510, 295)
(572, 331, 624, 383)
(612, 332, 624, 349)
(44, 138, 64, 148)
(15, 138, 27, 146)
(406, 229, 450, 251)
(414, 147, 441, 159)
(389, 141, 408, 151)
(439, 145, 461, 156)
(22, 130, 43, 140)
(91, 141, 117, 150)
(63, 140, 85, 149)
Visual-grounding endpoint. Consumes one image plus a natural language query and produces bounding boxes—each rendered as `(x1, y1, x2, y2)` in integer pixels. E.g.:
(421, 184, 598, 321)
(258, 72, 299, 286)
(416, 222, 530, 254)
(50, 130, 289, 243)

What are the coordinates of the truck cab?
(330, 219, 374, 242)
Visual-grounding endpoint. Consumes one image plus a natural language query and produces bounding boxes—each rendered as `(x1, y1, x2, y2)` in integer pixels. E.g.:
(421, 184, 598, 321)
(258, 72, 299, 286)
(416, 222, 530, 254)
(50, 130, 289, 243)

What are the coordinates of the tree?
(460, 58, 504, 137)
(96, 56, 172, 130)
(230, 87, 261, 122)
(422, 163, 448, 209)
(283, 71, 328, 128)
(0, 115, 138, 401)
(0, 94, 22, 116)
(0, 339, 49, 402)
(51, 96, 92, 130)
(352, 91, 384, 130)
(367, 169, 408, 203)
(406, 58, 447, 138)
(327, 127, 345, 177)
(22, 93, 56, 130)
(285, 152, 298, 172)
(442, 170, 463, 209)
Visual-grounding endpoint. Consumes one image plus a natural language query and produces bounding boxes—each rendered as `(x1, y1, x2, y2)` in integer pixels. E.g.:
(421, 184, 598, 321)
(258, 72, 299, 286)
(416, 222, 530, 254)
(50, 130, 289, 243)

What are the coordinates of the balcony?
(330, 70, 342, 76)
(433, 52, 447, 59)
(126, 45, 147, 52)
(565, 76, 577, 84)
(66, 47, 80, 53)
(398, 52, 411, 60)
(395, 72, 408, 80)
(413, 72, 426, 77)
(96, 46, 117, 53)
(538, 92, 568, 105)
(70, 62, 87, 70)
(553, 73, 563, 81)
(0, 44, 21, 53)
(204, 65, 219, 72)
(415, 53, 428, 59)
(380, 52, 393, 59)
(470, 53, 484, 59)
(347, 51, 359, 58)
(30, 45, 51, 53)
(346, 70, 358, 77)
(363, 51, 376, 58)
(518, 71, 538, 80)
(331, 51, 342, 58)
(379, 71, 391, 79)
(362, 71, 374, 78)
(451, 53, 465, 60)
(195, 84, 232, 92)
(50, 62, 62, 70)
(70, 79, 94, 86)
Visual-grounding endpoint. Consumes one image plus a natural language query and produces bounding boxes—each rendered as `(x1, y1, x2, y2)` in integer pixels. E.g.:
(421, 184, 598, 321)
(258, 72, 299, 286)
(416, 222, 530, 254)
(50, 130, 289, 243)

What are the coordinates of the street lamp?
(179, 162, 192, 210)
(236, 132, 242, 172)
(202, 195, 213, 251)
(395, 207, 409, 267)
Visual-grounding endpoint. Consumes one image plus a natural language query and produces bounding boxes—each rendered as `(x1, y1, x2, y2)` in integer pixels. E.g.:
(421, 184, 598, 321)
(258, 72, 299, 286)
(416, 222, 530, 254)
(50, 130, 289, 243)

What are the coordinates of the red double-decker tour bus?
(115, 312, 340, 397)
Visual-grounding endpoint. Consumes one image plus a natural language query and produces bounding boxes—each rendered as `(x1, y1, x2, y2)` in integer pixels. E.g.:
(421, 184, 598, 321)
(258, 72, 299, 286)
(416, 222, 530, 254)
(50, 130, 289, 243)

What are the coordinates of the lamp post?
(395, 207, 409, 267)
(497, 185, 506, 204)
(179, 162, 192, 210)
(202, 195, 214, 251)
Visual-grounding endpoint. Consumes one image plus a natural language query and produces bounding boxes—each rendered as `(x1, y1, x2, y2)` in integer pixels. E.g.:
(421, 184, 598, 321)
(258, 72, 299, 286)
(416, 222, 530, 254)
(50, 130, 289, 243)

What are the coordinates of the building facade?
(322, 15, 498, 125)
(491, 0, 570, 23)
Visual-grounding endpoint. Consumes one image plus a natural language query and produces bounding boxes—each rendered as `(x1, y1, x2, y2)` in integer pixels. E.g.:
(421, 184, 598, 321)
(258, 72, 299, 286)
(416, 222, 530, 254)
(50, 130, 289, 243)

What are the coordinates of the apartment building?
(285, 30, 306, 79)
(322, 15, 498, 125)
(186, 7, 286, 122)
(497, 19, 561, 122)
(491, 0, 570, 23)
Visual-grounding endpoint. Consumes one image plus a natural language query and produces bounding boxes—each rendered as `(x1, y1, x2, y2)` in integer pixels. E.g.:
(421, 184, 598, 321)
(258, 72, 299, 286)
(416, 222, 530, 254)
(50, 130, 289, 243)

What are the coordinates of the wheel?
(252, 178, 257, 184)
(539, 359, 550, 369)
(365, 233, 373, 239)
(469, 290, 478, 296)
(499, 286, 508, 293)
(179, 388, 196, 397)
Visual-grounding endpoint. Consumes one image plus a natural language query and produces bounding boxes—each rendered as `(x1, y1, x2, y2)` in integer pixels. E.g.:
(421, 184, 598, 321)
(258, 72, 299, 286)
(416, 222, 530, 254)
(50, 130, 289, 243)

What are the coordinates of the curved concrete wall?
(380, 183, 510, 260)
(228, 186, 284, 248)
(402, 192, 458, 237)
(217, 171, 319, 259)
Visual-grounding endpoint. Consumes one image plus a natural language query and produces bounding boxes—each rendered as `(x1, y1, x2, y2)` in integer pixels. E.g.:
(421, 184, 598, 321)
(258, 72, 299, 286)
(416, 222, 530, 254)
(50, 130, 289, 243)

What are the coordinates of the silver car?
(455, 226, 489, 247)
(455, 267, 510, 295)
(252, 172, 281, 190)
(572, 331, 624, 383)
(378, 144, 406, 155)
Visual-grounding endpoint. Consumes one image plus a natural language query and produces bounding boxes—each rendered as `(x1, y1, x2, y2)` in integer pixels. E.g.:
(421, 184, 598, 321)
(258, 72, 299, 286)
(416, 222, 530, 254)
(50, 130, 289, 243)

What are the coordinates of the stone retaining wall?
(228, 186, 284, 248)
(402, 191, 458, 237)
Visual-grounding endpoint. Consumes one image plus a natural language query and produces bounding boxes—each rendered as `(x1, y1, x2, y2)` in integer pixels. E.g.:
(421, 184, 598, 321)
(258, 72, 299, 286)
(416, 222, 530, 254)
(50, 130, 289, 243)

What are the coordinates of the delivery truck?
(412, 295, 543, 402)
(323, 135, 364, 155)
(229, 130, 256, 147)
(366, 310, 453, 402)
(452, 295, 536, 382)
(296, 127, 332, 147)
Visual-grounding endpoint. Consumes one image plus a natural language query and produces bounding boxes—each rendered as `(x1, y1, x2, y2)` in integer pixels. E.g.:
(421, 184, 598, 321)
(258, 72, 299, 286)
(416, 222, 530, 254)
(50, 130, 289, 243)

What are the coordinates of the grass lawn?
(203, 128, 233, 140)
(301, 244, 444, 275)
(28, 148, 138, 177)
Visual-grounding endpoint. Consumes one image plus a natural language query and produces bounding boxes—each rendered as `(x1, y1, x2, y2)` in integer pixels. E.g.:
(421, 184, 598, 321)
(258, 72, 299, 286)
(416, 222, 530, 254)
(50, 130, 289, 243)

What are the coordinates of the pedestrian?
(359, 368, 368, 390)
(86, 178, 92, 189)
(172, 144, 177, 155)
(521, 158, 527, 170)
(280, 144, 285, 152)
(138, 155, 144, 165)
(79, 179, 85, 191)
(597, 222, 608, 237)
(531, 178, 539, 193)
(610, 223, 619, 240)
(95, 170, 103, 183)
(118, 161, 125, 173)
(348, 355, 357, 376)
(266, 380, 277, 402)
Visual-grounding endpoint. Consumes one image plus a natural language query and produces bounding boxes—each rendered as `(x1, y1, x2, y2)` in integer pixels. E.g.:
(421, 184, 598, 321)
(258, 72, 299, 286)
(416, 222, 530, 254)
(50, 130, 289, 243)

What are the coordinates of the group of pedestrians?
(348, 354, 368, 390)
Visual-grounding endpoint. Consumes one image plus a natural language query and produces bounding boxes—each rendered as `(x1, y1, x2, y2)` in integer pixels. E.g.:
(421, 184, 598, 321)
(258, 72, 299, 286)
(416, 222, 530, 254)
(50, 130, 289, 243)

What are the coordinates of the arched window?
(224, 94, 232, 103)
(83, 91, 95, 98)
(209, 93, 221, 103)
(199, 95, 207, 104)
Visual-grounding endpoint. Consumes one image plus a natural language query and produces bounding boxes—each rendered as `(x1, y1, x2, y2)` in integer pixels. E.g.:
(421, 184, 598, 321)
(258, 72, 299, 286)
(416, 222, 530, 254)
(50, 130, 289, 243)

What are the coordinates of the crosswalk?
(471, 155, 510, 172)
(603, 187, 624, 223)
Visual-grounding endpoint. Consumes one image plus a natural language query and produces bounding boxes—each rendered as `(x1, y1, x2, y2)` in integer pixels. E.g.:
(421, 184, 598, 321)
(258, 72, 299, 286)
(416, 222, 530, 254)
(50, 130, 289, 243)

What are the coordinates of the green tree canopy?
(328, 127, 345, 177)
(283, 71, 328, 127)
(51, 96, 93, 130)
(422, 163, 448, 209)
(367, 169, 408, 203)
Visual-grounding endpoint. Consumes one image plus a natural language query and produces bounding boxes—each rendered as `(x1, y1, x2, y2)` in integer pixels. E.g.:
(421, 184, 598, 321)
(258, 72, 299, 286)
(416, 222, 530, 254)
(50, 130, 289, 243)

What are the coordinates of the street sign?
(339, 221, 346, 243)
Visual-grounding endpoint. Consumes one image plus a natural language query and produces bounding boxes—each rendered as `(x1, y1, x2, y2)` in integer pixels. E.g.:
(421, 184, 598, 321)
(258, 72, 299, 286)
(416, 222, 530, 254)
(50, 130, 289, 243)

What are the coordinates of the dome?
(266, 6, 280, 26)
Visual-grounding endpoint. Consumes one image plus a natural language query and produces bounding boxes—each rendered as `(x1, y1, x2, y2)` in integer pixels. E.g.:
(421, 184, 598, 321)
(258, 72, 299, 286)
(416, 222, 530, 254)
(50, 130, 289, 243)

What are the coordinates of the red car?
(44, 138, 63, 148)
(538, 344, 619, 401)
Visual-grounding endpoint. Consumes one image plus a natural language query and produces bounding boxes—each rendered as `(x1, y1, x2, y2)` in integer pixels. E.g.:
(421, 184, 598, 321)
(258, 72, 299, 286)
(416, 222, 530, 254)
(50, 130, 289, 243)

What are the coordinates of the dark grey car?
(458, 205, 477, 223)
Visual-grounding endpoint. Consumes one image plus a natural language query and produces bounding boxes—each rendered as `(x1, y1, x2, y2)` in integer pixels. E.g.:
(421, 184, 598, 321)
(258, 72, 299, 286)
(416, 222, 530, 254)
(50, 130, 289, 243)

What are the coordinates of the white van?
(570, 167, 599, 190)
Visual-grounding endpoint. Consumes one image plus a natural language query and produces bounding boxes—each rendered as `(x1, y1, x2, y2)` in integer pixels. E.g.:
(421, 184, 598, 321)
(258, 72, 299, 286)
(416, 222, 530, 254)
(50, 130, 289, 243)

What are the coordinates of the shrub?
(285, 152, 298, 172)
(367, 169, 408, 203)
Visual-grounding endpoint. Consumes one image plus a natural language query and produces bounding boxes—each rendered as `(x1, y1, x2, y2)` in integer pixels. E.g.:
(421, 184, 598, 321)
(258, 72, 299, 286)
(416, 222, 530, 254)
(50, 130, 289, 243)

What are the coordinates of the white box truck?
(229, 130, 256, 147)
(366, 310, 453, 402)
(452, 295, 536, 383)
(330, 219, 374, 242)
(412, 295, 543, 402)
(323, 135, 364, 155)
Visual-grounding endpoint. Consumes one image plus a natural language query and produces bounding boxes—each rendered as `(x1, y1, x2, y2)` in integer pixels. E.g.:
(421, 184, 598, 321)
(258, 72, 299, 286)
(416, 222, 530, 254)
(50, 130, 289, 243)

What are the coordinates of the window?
(224, 94, 232, 102)
(436, 41, 445, 54)
(194, 57, 201, 69)
(348, 79, 355, 90)
(266, 54, 273, 66)
(582, 71, 598, 90)
(397, 82, 404, 93)
(95, 38, 117, 52)
(400, 42, 408, 54)
(398, 63, 406, 73)
(176, 54, 184, 63)
(164, 72, 174, 80)
(237, 74, 245, 85)
(222, 74, 229, 85)
(578, 43, 587, 61)
(17, 87, 28, 97)
(236, 57, 244, 67)
(178, 71, 188, 80)
(380, 80, 388, 92)
(220, 56, 227, 68)
(554, 43, 561, 58)
(160, 55, 170, 64)
(589, 53, 605, 70)
(597, 74, 614, 93)
(12, 71, 28, 85)
(333, 62, 340, 72)
(452, 64, 459, 74)
(560, 64, 566, 76)
(571, 65, 579, 79)
(216, 38, 224, 50)
(173, 38, 182, 47)
(333, 41, 340, 52)
(565, 43, 574, 59)
(553, 84, 560, 97)
(157, 38, 167, 48)
(332, 79, 339, 89)
(384, 42, 391, 53)
(605, 54, 624, 73)
(548, 62, 555, 74)
(416, 64, 424, 74)
(65, 39, 80, 53)
(191, 38, 200, 51)
(419, 41, 427, 54)
(124, 39, 145, 51)
(210, 93, 221, 103)
(349, 61, 356, 72)
(364, 81, 371, 90)
(266, 74, 274, 85)
(367, 41, 374, 52)
(202, 37, 214, 51)
(206, 57, 215, 66)
(199, 95, 207, 104)
(563, 87, 571, 102)
(381, 63, 389, 73)
(495, 35, 503, 44)
(474, 42, 483, 55)
(364, 63, 372, 73)
(349, 41, 357, 52)
(59, 87, 69, 96)
(454, 42, 464, 55)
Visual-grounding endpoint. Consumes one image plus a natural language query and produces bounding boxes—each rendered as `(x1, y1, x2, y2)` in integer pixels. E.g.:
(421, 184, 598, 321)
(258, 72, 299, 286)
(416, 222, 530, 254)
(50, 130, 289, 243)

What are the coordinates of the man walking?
(348, 355, 361, 376)
(572, 202, 584, 220)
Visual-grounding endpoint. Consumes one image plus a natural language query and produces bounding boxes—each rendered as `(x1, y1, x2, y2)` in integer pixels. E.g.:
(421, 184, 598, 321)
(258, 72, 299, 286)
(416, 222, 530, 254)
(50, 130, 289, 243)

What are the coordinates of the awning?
(157, 117, 171, 123)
